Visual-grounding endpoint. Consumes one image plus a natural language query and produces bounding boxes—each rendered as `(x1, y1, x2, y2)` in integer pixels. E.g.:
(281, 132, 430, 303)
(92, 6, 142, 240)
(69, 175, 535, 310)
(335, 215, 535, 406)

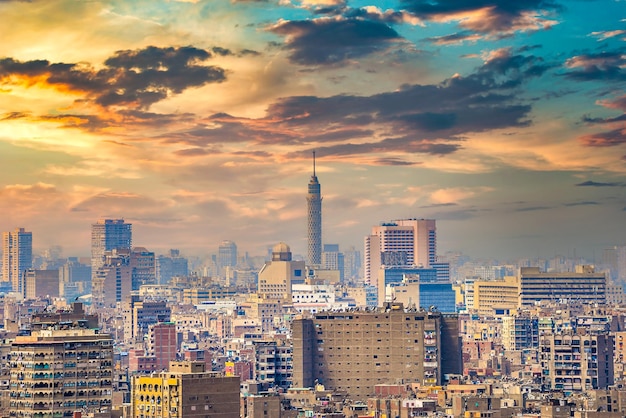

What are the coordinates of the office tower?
(92, 249, 132, 309)
(59, 257, 92, 302)
(519, 265, 607, 306)
(131, 361, 240, 418)
(364, 219, 436, 285)
(540, 332, 613, 391)
(322, 244, 344, 282)
(218, 240, 238, 272)
(156, 249, 189, 285)
(2, 227, 32, 293)
(472, 276, 520, 315)
(292, 307, 461, 401)
(257, 242, 305, 301)
(130, 246, 156, 290)
(22, 268, 59, 300)
(91, 218, 132, 279)
(8, 303, 113, 417)
(306, 152, 322, 266)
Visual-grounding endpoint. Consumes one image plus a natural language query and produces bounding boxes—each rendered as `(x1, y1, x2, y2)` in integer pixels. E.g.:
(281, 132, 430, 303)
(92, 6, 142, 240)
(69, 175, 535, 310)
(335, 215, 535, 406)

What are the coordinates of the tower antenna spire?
(313, 150, 316, 177)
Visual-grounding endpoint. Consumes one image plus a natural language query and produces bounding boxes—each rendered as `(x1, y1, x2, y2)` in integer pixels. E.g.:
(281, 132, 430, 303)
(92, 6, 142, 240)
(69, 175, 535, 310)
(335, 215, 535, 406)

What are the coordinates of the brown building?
(131, 361, 240, 418)
(241, 394, 282, 418)
(292, 305, 461, 401)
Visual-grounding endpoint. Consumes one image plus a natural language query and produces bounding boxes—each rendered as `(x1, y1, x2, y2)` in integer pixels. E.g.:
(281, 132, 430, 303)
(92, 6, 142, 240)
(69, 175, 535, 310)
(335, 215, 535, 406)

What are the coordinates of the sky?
(0, 0, 625, 261)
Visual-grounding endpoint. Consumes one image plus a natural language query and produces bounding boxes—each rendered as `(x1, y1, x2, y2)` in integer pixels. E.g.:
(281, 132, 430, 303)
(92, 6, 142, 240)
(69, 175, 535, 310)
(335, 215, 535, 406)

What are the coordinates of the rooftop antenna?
(313, 150, 316, 177)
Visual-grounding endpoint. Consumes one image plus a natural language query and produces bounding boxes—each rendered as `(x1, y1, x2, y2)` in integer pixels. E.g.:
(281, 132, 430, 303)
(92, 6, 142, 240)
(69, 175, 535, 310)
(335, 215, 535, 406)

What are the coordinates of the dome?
(273, 242, 291, 253)
(272, 242, 292, 261)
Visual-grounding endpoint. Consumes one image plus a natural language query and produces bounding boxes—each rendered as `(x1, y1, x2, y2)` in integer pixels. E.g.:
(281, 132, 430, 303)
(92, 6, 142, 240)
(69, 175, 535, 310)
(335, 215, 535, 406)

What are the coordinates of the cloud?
(399, 0, 560, 37)
(563, 51, 626, 82)
(424, 31, 483, 45)
(267, 16, 402, 65)
(579, 128, 626, 147)
(563, 201, 599, 207)
(589, 30, 626, 41)
(0, 46, 227, 109)
(576, 180, 624, 187)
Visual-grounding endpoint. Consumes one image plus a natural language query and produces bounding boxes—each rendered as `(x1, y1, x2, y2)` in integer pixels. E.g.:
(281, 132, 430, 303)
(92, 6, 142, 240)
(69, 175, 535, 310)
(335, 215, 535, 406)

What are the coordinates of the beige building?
(520, 265, 607, 306)
(131, 361, 239, 418)
(473, 276, 520, 315)
(22, 269, 59, 300)
(258, 242, 305, 301)
(2, 227, 32, 293)
(9, 323, 113, 417)
(292, 305, 461, 401)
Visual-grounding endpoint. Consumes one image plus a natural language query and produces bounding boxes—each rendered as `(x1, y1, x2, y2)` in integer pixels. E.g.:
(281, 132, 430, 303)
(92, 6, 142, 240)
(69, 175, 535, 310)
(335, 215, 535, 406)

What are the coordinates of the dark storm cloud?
(562, 51, 626, 81)
(267, 17, 401, 65)
(576, 180, 624, 187)
(0, 46, 226, 109)
(399, 0, 561, 35)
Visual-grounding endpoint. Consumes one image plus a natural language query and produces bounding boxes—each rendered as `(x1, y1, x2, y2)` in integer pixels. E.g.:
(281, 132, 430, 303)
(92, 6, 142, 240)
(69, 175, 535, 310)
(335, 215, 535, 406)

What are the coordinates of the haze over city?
(1, 0, 625, 260)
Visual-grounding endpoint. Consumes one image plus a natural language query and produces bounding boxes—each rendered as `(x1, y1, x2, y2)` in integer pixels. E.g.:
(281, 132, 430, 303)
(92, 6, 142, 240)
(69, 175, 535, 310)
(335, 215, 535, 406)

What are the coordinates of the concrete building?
(155, 249, 188, 285)
(148, 322, 178, 371)
(253, 340, 293, 389)
(473, 276, 520, 315)
(8, 304, 113, 417)
(92, 249, 132, 309)
(307, 151, 322, 267)
(540, 332, 614, 391)
(257, 242, 305, 301)
(131, 247, 156, 290)
(520, 266, 607, 306)
(364, 219, 436, 285)
(2, 227, 32, 293)
(124, 298, 172, 344)
(292, 305, 461, 400)
(91, 218, 132, 280)
(502, 314, 539, 351)
(22, 269, 59, 300)
(131, 361, 240, 418)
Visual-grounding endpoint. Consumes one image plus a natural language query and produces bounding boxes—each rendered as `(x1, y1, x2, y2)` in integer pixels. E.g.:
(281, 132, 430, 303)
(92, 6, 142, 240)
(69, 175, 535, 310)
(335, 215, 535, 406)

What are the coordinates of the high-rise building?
(130, 246, 156, 290)
(91, 218, 132, 279)
(306, 152, 322, 266)
(218, 240, 238, 272)
(92, 249, 132, 309)
(148, 321, 177, 371)
(8, 303, 113, 417)
(2, 227, 32, 293)
(22, 269, 59, 300)
(292, 306, 461, 401)
(156, 249, 189, 285)
(364, 219, 436, 285)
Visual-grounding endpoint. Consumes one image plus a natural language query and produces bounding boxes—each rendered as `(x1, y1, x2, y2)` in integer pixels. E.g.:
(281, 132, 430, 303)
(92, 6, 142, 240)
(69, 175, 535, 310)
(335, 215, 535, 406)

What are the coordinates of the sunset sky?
(0, 0, 625, 261)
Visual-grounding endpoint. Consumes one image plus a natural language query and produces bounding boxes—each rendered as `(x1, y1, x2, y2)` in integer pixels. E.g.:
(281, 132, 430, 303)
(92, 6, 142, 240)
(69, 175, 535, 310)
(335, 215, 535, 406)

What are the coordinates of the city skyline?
(0, 0, 625, 260)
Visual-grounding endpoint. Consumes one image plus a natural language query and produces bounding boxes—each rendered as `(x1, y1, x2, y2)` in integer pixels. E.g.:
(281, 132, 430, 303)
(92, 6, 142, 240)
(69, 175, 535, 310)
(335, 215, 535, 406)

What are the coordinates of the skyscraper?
(364, 219, 436, 285)
(218, 240, 238, 273)
(2, 227, 32, 293)
(91, 218, 132, 279)
(306, 151, 322, 266)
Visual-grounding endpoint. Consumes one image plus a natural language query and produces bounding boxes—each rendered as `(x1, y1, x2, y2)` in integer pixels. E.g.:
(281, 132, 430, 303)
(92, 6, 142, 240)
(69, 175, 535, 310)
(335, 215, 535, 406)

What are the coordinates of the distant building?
(364, 219, 436, 285)
(156, 249, 188, 285)
(519, 265, 607, 306)
(2, 227, 32, 293)
(131, 361, 240, 418)
(130, 246, 156, 290)
(124, 297, 171, 344)
(257, 242, 305, 301)
(92, 248, 132, 308)
(59, 257, 91, 302)
(292, 307, 461, 401)
(472, 276, 520, 315)
(322, 244, 344, 282)
(148, 322, 178, 371)
(91, 218, 132, 280)
(218, 240, 238, 277)
(22, 269, 59, 300)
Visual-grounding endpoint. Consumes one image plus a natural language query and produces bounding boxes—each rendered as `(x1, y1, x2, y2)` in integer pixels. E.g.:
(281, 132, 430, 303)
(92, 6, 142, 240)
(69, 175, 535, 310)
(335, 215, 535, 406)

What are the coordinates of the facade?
(124, 298, 172, 344)
(92, 249, 132, 309)
(22, 269, 59, 300)
(8, 308, 113, 418)
(540, 332, 614, 391)
(130, 247, 156, 290)
(365, 219, 436, 285)
(306, 152, 322, 267)
(217, 240, 238, 275)
(377, 267, 437, 306)
(292, 306, 461, 400)
(2, 227, 32, 293)
(502, 314, 539, 351)
(91, 218, 132, 280)
(257, 242, 305, 301)
(253, 340, 293, 389)
(473, 276, 520, 315)
(131, 361, 240, 418)
(148, 322, 178, 371)
(520, 266, 607, 306)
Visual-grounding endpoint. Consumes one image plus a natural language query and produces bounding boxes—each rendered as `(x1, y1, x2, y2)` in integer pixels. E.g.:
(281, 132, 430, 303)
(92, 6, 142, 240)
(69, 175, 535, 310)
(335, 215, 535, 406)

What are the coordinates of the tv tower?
(307, 151, 322, 266)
